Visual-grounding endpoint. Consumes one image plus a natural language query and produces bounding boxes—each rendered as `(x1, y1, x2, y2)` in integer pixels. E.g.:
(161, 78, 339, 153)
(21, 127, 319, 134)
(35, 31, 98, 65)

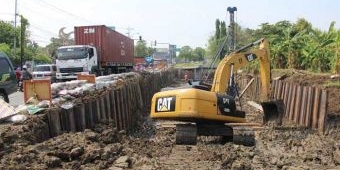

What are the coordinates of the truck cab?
(55, 45, 98, 80)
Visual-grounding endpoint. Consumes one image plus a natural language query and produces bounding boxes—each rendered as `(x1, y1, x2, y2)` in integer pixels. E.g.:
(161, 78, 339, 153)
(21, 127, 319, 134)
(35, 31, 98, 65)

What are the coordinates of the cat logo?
(155, 96, 176, 112)
(245, 53, 257, 62)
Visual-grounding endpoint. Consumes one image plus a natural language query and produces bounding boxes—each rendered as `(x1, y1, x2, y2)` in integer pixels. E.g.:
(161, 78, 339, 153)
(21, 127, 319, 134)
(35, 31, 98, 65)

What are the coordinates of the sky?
(0, 0, 340, 48)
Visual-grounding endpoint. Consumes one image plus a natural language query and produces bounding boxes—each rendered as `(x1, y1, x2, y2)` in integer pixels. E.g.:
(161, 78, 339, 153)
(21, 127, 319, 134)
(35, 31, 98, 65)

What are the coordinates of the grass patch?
(323, 80, 340, 88)
(174, 62, 203, 68)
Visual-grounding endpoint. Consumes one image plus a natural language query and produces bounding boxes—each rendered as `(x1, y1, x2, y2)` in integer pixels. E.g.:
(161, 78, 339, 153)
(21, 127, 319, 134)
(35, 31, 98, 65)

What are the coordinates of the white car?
(33, 64, 57, 83)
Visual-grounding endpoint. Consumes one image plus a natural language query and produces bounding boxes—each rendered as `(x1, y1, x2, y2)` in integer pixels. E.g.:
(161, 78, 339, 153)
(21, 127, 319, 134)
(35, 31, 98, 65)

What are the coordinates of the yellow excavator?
(150, 38, 282, 146)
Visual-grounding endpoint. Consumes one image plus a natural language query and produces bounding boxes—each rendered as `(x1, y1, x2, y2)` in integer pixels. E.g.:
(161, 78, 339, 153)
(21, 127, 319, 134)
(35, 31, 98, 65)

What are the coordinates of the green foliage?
(177, 46, 205, 63)
(0, 21, 20, 48)
(0, 43, 11, 56)
(192, 47, 206, 61)
(205, 17, 339, 73)
(215, 19, 221, 41)
(135, 40, 154, 57)
(178, 46, 193, 62)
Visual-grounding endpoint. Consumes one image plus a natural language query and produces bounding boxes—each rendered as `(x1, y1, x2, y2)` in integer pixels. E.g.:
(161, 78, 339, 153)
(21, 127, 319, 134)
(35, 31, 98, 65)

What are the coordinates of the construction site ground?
(1, 69, 340, 169)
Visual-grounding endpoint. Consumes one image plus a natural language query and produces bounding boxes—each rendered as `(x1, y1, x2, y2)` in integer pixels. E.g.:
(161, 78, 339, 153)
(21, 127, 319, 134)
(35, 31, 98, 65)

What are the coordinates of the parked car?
(32, 64, 57, 83)
(0, 52, 17, 103)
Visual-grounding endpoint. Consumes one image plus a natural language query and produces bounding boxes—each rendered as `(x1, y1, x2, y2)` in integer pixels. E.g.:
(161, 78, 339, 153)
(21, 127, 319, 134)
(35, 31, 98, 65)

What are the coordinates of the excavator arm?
(211, 38, 271, 101)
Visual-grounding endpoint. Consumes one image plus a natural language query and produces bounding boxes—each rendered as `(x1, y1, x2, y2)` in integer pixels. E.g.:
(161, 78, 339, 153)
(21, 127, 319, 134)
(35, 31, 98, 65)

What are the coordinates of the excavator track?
(232, 126, 255, 146)
(176, 124, 197, 145)
(175, 123, 255, 146)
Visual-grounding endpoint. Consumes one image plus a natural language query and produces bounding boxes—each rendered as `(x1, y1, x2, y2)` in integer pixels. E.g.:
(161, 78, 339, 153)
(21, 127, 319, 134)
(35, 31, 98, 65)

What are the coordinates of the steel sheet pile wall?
(271, 80, 328, 132)
(39, 69, 175, 139)
(238, 77, 328, 132)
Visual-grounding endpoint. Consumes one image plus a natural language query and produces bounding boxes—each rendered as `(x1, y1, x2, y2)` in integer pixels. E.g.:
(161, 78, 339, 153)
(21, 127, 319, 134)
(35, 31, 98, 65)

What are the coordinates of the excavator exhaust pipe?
(261, 100, 284, 125)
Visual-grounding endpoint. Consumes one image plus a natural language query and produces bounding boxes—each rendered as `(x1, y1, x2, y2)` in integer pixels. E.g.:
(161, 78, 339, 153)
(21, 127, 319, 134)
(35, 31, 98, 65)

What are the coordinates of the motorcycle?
(18, 79, 23, 92)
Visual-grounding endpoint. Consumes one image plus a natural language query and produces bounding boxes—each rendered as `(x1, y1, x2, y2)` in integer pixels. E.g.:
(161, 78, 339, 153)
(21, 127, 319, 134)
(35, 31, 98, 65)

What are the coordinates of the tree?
(302, 22, 336, 72)
(135, 40, 149, 57)
(0, 21, 19, 48)
(192, 47, 206, 61)
(215, 19, 221, 42)
(0, 43, 11, 56)
(220, 21, 227, 37)
(178, 46, 193, 62)
(45, 28, 74, 58)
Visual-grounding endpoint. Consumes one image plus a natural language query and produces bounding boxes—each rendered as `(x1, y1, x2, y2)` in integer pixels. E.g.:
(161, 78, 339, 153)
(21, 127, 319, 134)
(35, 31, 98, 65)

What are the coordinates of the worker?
(21, 65, 32, 80)
(184, 70, 189, 81)
(15, 67, 21, 86)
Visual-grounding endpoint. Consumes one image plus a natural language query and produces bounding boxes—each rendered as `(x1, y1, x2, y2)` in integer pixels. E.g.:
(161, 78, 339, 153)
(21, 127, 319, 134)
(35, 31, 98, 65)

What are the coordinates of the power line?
(30, 0, 93, 24)
(19, 2, 71, 25)
(29, 23, 58, 37)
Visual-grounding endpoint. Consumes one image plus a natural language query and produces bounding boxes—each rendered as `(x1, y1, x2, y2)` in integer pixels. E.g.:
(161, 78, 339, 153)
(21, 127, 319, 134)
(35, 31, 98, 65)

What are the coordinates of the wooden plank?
(67, 108, 76, 132)
(94, 98, 100, 124)
(288, 85, 297, 120)
(299, 87, 308, 126)
(294, 86, 303, 124)
(105, 91, 112, 121)
(128, 84, 133, 128)
(109, 90, 116, 120)
(281, 83, 288, 117)
(305, 87, 314, 127)
(276, 80, 282, 99)
(77, 74, 96, 84)
(136, 82, 144, 109)
(92, 98, 99, 125)
(84, 100, 91, 128)
(312, 88, 321, 129)
(239, 78, 254, 98)
(60, 108, 70, 132)
(126, 85, 132, 128)
(279, 82, 284, 100)
(100, 94, 107, 121)
(73, 103, 86, 131)
(318, 90, 328, 133)
(284, 83, 292, 118)
(115, 89, 123, 130)
(121, 87, 127, 129)
(47, 107, 62, 137)
(272, 80, 278, 99)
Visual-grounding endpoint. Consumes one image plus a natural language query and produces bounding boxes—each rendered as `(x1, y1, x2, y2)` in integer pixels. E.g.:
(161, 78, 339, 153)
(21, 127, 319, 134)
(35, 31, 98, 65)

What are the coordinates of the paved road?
(9, 91, 25, 107)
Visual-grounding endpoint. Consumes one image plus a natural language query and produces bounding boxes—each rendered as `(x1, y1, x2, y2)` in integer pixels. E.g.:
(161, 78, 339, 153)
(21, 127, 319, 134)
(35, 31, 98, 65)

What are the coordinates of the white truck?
(55, 25, 134, 81)
(56, 45, 98, 80)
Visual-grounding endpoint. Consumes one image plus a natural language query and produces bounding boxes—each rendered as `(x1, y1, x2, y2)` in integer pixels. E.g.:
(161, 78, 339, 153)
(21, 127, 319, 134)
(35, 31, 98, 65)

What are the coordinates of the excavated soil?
(1, 116, 339, 169)
(0, 69, 340, 169)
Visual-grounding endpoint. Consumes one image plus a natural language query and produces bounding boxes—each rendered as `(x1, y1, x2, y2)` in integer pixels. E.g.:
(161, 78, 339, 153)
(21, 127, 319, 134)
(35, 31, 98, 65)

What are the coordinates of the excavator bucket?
(261, 100, 284, 125)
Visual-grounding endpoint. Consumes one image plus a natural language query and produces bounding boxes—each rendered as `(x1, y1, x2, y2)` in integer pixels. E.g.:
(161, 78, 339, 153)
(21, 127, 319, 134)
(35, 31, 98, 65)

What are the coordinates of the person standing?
(15, 67, 21, 86)
(21, 65, 32, 80)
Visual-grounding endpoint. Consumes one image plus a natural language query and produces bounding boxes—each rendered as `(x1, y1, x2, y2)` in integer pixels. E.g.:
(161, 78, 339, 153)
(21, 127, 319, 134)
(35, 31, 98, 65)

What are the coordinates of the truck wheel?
(0, 91, 9, 103)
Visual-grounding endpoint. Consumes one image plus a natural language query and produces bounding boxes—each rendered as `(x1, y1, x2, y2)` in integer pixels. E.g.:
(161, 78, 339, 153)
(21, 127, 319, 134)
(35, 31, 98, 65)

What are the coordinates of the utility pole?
(14, 0, 18, 67)
(125, 27, 134, 38)
(227, 7, 237, 52)
(20, 15, 28, 69)
(226, 7, 237, 98)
